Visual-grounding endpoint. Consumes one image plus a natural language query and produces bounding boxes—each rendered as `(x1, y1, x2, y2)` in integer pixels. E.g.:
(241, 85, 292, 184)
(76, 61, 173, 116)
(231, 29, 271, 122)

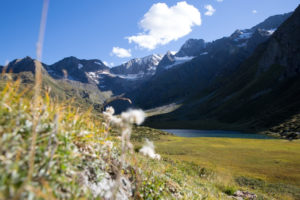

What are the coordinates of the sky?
(0, 0, 299, 67)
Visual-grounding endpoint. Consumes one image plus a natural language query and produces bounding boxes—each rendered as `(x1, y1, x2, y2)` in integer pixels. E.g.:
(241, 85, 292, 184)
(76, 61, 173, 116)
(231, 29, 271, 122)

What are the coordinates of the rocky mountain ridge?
(144, 6, 300, 135)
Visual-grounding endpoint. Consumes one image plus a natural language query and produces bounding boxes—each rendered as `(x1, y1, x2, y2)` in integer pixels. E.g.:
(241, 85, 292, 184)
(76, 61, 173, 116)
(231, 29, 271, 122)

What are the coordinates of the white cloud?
(126, 1, 201, 50)
(252, 10, 258, 14)
(216, 0, 223, 2)
(204, 5, 216, 16)
(111, 47, 131, 58)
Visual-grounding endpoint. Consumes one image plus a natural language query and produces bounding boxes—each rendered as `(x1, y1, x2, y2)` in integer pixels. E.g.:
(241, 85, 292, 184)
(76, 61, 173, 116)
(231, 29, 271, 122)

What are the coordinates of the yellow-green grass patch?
(154, 135, 300, 187)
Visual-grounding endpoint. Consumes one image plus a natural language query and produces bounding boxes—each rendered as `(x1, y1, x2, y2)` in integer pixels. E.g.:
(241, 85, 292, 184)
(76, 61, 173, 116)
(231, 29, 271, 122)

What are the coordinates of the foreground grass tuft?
(0, 78, 110, 199)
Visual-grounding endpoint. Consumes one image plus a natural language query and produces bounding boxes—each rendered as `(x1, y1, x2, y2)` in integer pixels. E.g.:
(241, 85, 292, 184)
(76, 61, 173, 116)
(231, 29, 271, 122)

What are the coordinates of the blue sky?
(0, 0, 299, 66)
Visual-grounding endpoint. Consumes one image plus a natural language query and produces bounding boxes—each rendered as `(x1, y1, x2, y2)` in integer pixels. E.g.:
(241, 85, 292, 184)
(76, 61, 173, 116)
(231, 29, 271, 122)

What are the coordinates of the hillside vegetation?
(2, 75, 300, 199)
(0, 76, 232, 199)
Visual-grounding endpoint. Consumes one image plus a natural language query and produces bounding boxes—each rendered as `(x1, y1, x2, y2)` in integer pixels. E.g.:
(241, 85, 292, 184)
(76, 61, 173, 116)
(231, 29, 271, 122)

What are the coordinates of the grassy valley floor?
(132, 127, 300, 199)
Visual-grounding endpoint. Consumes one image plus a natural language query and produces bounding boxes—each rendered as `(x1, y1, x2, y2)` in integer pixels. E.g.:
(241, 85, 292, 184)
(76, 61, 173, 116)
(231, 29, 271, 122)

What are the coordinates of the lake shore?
(161, 129, 275, 139)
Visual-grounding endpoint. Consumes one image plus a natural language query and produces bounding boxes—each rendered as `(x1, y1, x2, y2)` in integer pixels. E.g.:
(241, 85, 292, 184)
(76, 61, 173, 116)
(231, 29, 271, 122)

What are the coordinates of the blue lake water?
(161, 129, 274, 139)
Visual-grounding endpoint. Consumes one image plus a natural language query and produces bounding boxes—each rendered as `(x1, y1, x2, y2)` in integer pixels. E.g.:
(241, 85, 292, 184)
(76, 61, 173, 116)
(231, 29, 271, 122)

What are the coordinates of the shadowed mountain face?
(5, 56, 47, 74)
(48, 56, 109, 83)
(175, 39, 206, 57)
(144, 6, 300, 132)
(127, 11, 293, 110)
(251, 12, 293, 30)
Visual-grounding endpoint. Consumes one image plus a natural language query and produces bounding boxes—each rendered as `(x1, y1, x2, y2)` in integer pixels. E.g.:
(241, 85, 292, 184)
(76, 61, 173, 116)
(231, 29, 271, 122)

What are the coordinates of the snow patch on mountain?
(111, 54, 163, 76)
(116, 73, 145, 80)
(94, 61, 103, 66)
(78, 63, 83, 69)
(233, 30, 253, 42)
(137, 54, 162, 67)
(266, 28, 277, 35)
(86, 69, 146, 83)
(165, 56, 194, 70)
(123, 54, 162, 69)
(86, 72, 100, 84)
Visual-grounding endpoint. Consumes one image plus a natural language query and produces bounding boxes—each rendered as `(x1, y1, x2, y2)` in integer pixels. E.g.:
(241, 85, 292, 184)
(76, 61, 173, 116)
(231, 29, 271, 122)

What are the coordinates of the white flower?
(105, 106, 115, 115)
(139, 139, 161, 160)
(110, 116, 123, 126)
(25, 120, 33, 129)
(121, 109, 145, 125)
(79, 130, 90, 136)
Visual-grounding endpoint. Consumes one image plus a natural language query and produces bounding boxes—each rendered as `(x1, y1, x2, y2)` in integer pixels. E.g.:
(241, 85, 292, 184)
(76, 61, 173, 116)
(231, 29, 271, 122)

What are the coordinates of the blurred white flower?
(25, 120, 33, 128)
(79, 130, 90, 136)
(103, 141, 113, 149)
(110, 116, 123, 126)
(105, 106, 115, 115)
(139, 139, 161, 160)
(121, 109, 145, 125)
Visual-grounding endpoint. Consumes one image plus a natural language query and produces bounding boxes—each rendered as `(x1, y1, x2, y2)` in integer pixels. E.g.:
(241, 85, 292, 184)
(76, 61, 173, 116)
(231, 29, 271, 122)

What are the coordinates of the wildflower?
(139, 139, 161, 160)
(105, 106, 115, 115)
(79, 130, 90, 136)
(121, 109, 145, 125)
(103, 106, 122, 126)
(103, 141, 113, 149)
(25, 120, 33, 128)
(102, 107, 146, 198)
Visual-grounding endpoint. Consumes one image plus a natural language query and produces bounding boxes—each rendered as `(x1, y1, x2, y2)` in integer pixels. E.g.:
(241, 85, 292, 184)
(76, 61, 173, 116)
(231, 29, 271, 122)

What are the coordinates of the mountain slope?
(251, 12, 293, 30)
(175, 39, 206, 57)
(6, 56, 48, 73)
(48, 56, 109, 83)
(127, 12, 292, 110)
(1, 57, 112, 110)
(145, 5, 300, 134)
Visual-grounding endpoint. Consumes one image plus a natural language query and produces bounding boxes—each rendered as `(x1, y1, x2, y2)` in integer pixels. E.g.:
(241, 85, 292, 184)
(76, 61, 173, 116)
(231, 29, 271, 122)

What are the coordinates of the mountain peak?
(111, 54, 163, 75)
(251, 12, 293, 31)
(47, 56, 108, 83)
(13, 56, 34, 63)
(4, 56, 46, 74)
(175, 39, 206, 57)
(60, 56, 80, 62)
(24, 56, 33, 60)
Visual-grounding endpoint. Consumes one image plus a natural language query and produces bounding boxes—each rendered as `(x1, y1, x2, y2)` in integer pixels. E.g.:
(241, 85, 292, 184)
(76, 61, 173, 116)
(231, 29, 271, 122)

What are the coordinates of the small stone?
(234, 190, 257, 200)
(234, 190, 243, 197)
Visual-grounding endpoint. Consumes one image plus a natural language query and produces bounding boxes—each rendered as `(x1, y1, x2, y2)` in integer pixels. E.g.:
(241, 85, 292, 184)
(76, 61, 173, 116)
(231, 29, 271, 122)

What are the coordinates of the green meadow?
(132, 127, 300, 199)
(155, 136, 300, 186)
